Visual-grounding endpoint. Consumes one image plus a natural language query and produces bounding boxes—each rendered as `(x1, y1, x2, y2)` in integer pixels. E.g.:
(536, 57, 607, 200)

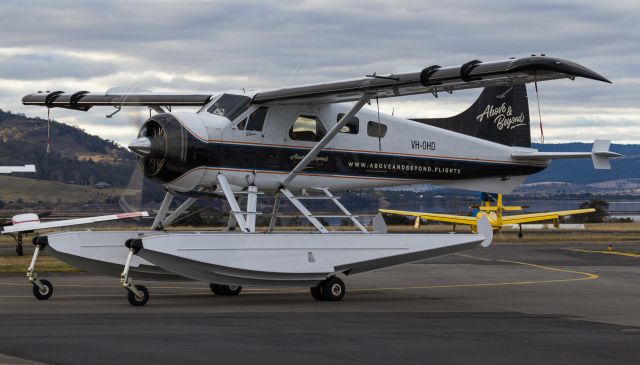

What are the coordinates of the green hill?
(0, 109, 136, 187)
(0, 175, 139, 205)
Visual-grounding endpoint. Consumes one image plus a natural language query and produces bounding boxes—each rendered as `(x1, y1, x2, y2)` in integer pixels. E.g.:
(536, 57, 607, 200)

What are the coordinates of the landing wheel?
(127, 284, 149, 306)
(210, 284, 242, 296)
(16, 234, 24, 256)
(321, 277, 345, 301)
(32, 279, 53, 300)
(310, 285, 324, 301)
(220, 285, 242, 296)
(209, 283, 223, 295)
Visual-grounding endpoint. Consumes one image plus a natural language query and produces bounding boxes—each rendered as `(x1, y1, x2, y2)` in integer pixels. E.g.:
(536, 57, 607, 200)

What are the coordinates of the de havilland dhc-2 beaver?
(20, 55, 620, 305)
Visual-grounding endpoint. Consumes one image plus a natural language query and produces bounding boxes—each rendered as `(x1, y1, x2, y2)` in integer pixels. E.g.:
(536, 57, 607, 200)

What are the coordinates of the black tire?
(127, 285, 149, 306)
(310, 285, 324, 301)
(220, 285, 242, 296)
(32, 279, 53, 300)
(15, 244, 23, 256)
(321, 277, 345, 302)
(209, 283, 223, 295)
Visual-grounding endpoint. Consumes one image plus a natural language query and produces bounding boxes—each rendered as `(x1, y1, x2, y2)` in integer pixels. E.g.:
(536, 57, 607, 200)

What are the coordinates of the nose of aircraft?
(128, 137, 152, 157)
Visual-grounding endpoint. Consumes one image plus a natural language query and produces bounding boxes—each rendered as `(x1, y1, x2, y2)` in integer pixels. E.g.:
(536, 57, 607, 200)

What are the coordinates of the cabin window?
(289, 115, 326, 142)
(206, 94, 252, 121)
(246, 106, 269, 131)
(337, 113, 359, 134)
(367, 121, 388, 138)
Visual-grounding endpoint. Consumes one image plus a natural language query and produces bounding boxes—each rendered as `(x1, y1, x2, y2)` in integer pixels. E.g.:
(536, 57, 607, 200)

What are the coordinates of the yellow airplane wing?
(379, 209, 479, 226)
(502, 205, 527, 211)
(500, 208, 595, 225)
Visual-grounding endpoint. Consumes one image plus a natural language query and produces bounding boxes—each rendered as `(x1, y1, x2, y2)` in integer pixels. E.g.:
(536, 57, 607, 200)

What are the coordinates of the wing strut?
(151, 192, 174, 230)
(282, 93, 373, 187)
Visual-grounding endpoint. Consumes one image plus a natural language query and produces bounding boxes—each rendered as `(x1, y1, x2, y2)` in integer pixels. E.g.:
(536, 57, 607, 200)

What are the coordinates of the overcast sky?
(0, 0, 638, 146)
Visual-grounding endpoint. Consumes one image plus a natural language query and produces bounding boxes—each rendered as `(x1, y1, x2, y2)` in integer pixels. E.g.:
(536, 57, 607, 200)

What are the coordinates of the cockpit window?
(206, 94, 252, 121)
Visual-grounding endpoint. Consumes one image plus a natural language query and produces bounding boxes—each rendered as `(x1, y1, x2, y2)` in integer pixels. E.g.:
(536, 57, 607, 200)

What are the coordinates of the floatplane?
(21, 55, 619, 305)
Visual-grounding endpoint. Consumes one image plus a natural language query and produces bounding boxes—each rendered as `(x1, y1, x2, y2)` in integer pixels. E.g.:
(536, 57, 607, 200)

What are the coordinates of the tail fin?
(412, 85, 531, 147)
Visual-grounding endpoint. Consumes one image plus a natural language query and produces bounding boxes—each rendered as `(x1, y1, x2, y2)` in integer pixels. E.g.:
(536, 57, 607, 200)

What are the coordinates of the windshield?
(206, 94, 252, 121)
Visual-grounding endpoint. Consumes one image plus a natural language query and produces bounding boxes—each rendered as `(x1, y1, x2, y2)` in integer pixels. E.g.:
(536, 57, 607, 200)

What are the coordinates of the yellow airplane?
(380, 193, 595, 237)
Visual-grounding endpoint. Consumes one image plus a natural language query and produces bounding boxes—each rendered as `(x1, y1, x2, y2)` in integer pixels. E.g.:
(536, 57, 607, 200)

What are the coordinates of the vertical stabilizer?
(412, 85, 531, 147)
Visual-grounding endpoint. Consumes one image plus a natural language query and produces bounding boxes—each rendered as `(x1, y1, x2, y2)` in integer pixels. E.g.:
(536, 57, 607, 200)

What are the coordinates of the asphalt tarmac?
(1, 244, 639, 364)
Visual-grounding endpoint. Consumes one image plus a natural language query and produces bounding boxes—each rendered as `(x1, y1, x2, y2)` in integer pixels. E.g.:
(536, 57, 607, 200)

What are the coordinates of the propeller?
(131, 119, 166, 176)
(113, 83, 154, 215)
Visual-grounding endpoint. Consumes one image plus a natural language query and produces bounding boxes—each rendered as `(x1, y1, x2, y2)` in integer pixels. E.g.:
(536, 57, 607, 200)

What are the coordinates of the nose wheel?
(32, 279, 53, 300)
(126, 284, 149, 306)
(27, 237, 53, 300)
(121, 241, 151, 307)
(310, 276, 345, 302)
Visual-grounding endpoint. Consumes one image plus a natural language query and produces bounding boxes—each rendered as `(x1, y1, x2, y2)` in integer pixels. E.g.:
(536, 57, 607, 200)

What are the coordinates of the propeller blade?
(118, 166, 144, 213)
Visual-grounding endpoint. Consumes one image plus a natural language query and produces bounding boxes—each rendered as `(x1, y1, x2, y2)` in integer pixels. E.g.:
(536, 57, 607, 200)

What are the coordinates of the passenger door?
(233, 106, 269, 144)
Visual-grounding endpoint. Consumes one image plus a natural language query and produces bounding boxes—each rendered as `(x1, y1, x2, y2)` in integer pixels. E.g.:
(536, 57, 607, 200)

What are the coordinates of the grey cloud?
(0, 0, 637, 144)
(0, 52, 119, 80)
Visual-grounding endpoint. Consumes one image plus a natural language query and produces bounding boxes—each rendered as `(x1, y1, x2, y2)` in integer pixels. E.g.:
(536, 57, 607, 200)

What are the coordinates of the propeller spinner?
(129, 119, 167, 176)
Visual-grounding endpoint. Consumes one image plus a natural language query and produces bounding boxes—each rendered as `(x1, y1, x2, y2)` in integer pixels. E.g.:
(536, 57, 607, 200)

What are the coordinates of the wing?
(501, 208, 595, 225)
(22, 91, 213, 111)
(379, 209, 478, 226)
(477, 206, 526, 211)
(253, 56, 609, 104)
(1, 211, 149, 234)
(22, 56, 609, 109)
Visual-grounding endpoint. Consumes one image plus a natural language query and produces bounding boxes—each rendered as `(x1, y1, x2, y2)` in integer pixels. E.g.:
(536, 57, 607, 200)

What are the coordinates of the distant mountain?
(0, 109, 137, 187)
(527, 143, 639, 184)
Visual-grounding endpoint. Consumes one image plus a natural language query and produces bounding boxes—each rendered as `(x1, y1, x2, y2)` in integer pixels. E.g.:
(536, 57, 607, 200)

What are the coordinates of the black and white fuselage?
(140, 93, 546, 194)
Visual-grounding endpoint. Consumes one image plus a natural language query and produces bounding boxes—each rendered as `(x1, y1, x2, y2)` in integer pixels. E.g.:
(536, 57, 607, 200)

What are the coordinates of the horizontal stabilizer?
(511, 140, 622, 169)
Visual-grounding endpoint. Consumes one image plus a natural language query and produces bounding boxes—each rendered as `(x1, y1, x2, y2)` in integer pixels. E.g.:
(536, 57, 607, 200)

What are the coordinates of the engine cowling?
(128, 112, 213, 192)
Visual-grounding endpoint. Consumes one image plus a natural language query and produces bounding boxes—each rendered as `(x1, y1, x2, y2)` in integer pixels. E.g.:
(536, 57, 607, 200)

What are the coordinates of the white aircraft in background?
(0, 164, 148, 256)
(21, 55, 619, 305)
(2, 211, 149, 257)
(0, 165, 36, 174)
